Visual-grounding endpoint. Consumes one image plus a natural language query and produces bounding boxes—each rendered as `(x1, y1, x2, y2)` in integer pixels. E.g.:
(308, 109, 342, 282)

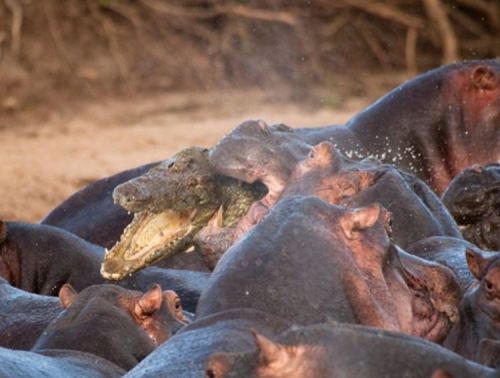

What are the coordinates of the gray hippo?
(197, 196, 460, 343)
(204, 323, 495, 378)
(442, 164, 500, 251)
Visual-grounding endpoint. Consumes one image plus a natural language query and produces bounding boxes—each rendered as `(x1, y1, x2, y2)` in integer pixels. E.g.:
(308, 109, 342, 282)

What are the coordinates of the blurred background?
(0, 0, 498, 221)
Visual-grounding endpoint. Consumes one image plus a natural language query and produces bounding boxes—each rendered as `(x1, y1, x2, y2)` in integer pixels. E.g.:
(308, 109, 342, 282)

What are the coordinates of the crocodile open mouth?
(101, 208, 215, 280)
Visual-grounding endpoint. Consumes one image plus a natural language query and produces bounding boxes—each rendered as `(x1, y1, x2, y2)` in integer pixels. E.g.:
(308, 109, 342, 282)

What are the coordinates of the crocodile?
(101, 146, 265, 280)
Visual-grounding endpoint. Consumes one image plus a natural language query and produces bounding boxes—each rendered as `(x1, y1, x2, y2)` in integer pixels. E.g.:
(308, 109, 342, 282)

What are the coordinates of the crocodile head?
(101, 147, 221, 280)
(101, 147, 264, 280)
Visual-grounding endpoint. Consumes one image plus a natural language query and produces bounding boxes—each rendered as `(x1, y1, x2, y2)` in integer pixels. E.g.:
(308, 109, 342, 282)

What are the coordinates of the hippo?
(442, 164, 500, 251)
(197, 196, 461, 343)
(209, 121, 311, 208)
(33, 284, 189, 358)
(407, 236, 488, 292)
(0, 221, 209, 312)
(204, 323, 494, 378)
(124, 308, 293, 378)
(197, 141, 462, 264)
(0, 277, 61, 350)
(279, 141, 461, 247)
(295, 60, 500, 194)
(0, 283, 188, 378)
(444, 248, 500, 364)
(102, 146, 265, 280)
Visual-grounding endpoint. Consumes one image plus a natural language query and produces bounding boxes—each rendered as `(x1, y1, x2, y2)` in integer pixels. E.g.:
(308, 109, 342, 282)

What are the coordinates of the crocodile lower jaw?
(100, 209, 207, 280)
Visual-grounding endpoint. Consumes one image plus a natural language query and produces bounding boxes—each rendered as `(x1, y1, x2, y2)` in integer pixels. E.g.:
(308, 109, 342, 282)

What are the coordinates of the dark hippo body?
(279, 142, 461, 248)
(41, 163, 158, 248)
(125, 308, 292, 378)
(205, 323, 495, 378)
(442, 164, 500, 251)
(198, 196, 460, 343)
(0, 222, 209, 312)
(295, 60, 500, 194)
(0, 277, 61, 350)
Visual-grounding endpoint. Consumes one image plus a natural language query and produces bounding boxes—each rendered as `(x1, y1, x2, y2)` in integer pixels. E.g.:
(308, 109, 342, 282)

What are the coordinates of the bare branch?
(343, 0, 424, 28)
(405, 27, 418, 75)
(422, 0, 459, 64)
(3, 0, 22, 57)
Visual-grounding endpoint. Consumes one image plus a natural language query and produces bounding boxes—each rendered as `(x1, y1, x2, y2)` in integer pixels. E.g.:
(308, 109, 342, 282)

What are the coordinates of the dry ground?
(0, 90, 370, 222)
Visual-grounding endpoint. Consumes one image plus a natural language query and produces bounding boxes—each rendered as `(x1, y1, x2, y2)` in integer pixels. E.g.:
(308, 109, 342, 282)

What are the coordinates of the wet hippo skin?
(197, 196, 461, 343)
(204, 323, 495, 378)
(0, 221, 209, 312)
(295, 60, 500, 194)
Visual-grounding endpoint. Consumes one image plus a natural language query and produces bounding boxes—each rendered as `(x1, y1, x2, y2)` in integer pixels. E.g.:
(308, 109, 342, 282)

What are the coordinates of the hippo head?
(209, 120, 311, 204)
(442, 164, 500, 251)
(34, 284, 189, 370)
(281, 141, 378, 203)
(443, 61, 500, 176)
(339, 205, 460, 342)
(389, 246, 461, 342)
(59, 283, 189, 346)
(465, 249, 500, 321)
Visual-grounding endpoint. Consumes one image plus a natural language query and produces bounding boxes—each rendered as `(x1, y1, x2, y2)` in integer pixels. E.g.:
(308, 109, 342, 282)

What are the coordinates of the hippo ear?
(135, 284, 163, 317)
(59, 283, 78, 309)
(0, 221, 6, 243)
(471, 66, 497, 90)
(340, 204, 382, 240)
(257, 120, 270, 131)
(164, 290, 188, 324)
(251, 329, 287, 366)
(205, 354, 230, 378)
(479, 338, 500, 368)
(465, 248, 491, 279)
(306, 142, 337, 166)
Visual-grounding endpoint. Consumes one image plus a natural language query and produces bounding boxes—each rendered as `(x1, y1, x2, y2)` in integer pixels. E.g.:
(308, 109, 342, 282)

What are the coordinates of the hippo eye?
(484, 280, 493, 291)
(174, 298, 182, 311)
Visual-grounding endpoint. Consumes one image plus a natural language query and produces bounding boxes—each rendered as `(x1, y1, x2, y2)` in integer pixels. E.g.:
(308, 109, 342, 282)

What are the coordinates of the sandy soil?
(0, 90, 370, 222)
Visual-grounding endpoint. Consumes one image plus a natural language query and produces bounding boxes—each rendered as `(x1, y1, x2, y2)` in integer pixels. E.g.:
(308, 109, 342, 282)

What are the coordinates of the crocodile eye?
(168, 162, 174, 169)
